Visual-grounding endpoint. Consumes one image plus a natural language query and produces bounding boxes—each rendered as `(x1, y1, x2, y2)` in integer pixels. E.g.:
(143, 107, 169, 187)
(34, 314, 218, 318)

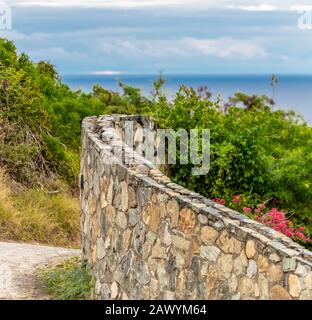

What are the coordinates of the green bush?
(148, 86, 312, 237)
(0, 39, 146, 188)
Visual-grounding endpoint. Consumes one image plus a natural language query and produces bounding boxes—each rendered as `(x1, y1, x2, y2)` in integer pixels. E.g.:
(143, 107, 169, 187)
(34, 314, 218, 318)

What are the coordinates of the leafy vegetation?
(39, 257, 91, 300)
(0, 37, 311, 248)
(0, 39, 147, 189)
(148, 86, 312, 246)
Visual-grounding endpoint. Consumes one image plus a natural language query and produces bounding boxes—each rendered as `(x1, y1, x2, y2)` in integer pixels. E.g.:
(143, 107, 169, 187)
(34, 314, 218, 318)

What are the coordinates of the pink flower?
(267, 208, 285, 221)
(243, 207, 252, 214)
(257, 203, 266, 210)
(278, 221, 288, 229)
(274, 225, 282, 232)
(284, 228, 294, 238)
(296, 226, 305, 232)
(212, 198, 226, 206)
(255, 207, 303, 241)
(295, 231, 307, 240)
(254, 208, 261, 214)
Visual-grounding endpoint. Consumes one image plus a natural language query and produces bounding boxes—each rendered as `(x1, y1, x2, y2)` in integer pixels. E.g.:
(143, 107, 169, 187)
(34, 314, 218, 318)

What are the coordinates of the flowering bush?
(243, 207, 252, 214)
(212, 194, 311, 246)
(212, 198, 226, 206)
(151, 86, 312, 249)
(256, 208, 311, 243)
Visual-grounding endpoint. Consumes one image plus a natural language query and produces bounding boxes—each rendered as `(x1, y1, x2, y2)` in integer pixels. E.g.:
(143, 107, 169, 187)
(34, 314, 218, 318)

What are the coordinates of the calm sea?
(62, 74, 312, 125)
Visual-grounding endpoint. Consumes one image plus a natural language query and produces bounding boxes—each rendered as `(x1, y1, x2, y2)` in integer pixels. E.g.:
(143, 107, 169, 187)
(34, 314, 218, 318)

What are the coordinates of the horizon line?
(61, 72, 312, 77)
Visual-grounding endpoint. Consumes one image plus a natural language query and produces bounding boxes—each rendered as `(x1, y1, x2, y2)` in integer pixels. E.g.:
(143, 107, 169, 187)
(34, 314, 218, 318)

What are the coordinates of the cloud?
(91, 70, 123, 75)
(29, 47, 87, 61)
(226, 3, 312, 12)
(97, 37, 267, 59)
(10, 0, 189, 9)
(9, 0, 312, 11)
(183, 38, 267, 58)
(4, 27, 266, 61)
(290, 5, 312, 11)
(225, 4, 277, 12)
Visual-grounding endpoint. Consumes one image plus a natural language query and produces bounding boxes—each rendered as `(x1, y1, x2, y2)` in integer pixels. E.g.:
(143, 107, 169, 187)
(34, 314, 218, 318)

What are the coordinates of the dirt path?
(0, 241, 80, 300)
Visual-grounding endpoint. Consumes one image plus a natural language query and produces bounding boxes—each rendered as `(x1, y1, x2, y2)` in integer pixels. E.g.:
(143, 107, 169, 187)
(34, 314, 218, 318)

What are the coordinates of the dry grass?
(0, 168, 80, 248)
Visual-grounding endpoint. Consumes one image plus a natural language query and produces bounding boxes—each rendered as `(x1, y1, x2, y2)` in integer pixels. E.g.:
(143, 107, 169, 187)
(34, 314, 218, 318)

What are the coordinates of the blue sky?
(1, 0, 312, 75)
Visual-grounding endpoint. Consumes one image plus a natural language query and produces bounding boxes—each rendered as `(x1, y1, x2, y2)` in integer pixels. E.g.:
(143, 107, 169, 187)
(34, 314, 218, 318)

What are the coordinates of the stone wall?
(80, 115, 312, 300)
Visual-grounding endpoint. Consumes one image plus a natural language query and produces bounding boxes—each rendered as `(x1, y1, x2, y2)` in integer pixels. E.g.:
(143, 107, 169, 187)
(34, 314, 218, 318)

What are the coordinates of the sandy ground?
(0, 241, 80, 300)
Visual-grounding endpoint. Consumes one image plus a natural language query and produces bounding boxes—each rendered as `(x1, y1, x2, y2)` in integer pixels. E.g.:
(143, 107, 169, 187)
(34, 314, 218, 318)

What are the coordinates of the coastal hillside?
(0, 38, 311, 249)
(0, 38, 148, 246)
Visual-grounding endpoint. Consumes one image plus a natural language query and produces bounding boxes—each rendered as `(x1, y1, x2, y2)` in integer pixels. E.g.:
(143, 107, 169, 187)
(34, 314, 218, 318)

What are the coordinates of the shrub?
(0, 39, 151, 188)
(39, 257, 91, 300)
(148, 86, 312, 243)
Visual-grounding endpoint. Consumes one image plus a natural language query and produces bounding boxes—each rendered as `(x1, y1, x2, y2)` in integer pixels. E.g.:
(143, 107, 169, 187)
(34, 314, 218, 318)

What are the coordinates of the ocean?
(62, 74, 312, 125)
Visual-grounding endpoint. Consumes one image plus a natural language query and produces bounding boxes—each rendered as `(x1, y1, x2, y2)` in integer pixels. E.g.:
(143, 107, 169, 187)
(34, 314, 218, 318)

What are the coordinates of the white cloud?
(226, 3, 312, 12)
(10, 0, 189, 8)
(8, 0, 312, 11)
(29, 47, 88, 61)
(5, 27, 266, 61)
(97, 37, 267, 59)
(183, 38, 267, 58)
(225, 4, 277, 12)
(91, 70, 123, 75)
(290, 5, 312, 11)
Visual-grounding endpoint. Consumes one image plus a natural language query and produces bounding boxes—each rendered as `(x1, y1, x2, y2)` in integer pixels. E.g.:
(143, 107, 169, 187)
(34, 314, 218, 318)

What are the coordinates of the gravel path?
(0, 241, 80, 300)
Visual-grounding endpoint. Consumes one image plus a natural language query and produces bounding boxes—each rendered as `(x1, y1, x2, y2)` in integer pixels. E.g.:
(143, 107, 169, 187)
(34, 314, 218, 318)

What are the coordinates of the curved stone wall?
(80, 115, 312, 300)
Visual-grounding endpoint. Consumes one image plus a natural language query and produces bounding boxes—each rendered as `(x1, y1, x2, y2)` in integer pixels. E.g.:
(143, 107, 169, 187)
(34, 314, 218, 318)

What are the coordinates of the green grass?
(39, 257, 92, 300)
